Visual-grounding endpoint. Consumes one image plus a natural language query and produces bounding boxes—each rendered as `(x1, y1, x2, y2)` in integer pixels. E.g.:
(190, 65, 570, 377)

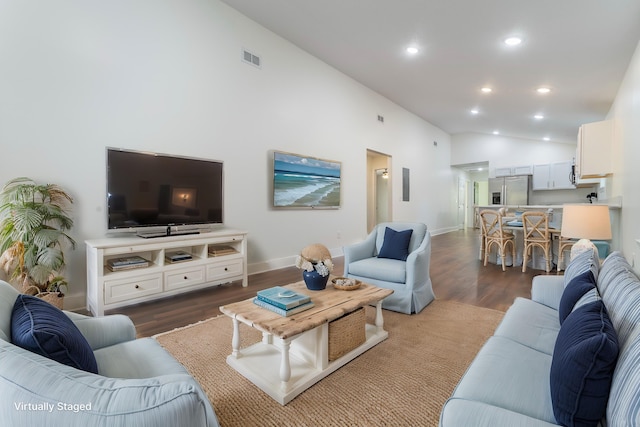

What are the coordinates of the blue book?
(256, 286, 311, 310)
(253, 298, 315, 317)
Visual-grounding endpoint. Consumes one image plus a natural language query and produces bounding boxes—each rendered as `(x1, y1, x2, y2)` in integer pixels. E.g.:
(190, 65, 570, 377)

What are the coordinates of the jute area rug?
(155, 300, 504, 427)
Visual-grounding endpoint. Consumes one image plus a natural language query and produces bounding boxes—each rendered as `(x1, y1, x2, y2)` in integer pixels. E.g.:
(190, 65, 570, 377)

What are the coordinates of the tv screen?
(107, 148, 223, 232)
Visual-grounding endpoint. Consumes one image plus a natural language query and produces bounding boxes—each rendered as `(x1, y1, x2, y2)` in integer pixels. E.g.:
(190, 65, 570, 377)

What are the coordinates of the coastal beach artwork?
(273, 151, 341, 208)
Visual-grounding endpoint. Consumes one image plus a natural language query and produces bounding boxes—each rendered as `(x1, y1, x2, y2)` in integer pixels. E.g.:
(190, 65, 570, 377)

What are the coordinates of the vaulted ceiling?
(222, 0, 640, 144)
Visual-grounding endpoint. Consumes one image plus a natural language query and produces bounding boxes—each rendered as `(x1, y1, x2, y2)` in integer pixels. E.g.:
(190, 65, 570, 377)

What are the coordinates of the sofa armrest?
(65, 312, 137, 350)
(0, 341, 219, 427)
(343, 231, 377, 273)
(530, 275, 564, 310)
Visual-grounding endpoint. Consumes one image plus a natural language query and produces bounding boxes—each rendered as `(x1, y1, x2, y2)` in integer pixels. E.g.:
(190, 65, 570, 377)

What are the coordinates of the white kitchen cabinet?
(532, 164, 551, 190)
(86, 229, 247, 316)
(512, 165, 533, 175)
(494, 165, 532, 177)
(494, 167, 512, 177)
(576, 119, 613, 178)
(532, 161, 575, 190)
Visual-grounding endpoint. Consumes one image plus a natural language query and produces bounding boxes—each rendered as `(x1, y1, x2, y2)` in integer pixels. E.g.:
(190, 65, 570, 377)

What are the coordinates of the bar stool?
(522, 211, 552, 273)
(480, 210, 515, 272)
(557, 238, 576, 273)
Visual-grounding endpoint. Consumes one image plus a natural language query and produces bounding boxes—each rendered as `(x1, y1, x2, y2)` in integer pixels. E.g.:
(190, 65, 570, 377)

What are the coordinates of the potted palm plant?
(0, 177, 76, 308)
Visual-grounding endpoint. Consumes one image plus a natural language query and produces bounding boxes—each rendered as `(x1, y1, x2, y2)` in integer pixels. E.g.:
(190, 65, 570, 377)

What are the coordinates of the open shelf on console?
(86, 229, 248, 316)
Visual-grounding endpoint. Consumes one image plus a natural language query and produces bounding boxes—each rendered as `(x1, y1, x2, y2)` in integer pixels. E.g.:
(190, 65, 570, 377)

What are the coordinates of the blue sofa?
(343, 222, 435, 314)
(440, 248, 640, 426)
(0, 280, 219, 427)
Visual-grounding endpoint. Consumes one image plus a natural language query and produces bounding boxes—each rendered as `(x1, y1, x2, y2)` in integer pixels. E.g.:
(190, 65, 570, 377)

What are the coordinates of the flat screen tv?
(106, 148, 223, 236)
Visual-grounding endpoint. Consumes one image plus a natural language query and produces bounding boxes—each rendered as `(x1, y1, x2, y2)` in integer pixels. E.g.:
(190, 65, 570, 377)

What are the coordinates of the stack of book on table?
(253, 286, 314, 317)
(106, 256, 149, 271)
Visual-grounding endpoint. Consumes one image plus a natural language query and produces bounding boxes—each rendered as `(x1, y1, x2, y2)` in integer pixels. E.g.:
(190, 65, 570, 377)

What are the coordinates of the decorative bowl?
(331, 277, 362, 291)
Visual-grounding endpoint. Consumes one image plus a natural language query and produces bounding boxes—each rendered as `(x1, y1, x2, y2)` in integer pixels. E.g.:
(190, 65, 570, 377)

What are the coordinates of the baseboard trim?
(248, 246, 344, 275)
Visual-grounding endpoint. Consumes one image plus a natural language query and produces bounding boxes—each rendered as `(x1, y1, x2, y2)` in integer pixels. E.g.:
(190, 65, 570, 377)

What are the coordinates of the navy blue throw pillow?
(11, 294, 98, 374)
(550, 300, 619, 427)
(559, 270, 597, 325)
(378, 227, 413, 261)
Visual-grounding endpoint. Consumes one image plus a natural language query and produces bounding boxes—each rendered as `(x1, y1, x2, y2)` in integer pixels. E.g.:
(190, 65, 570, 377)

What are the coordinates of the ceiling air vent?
(242, 48, 261, 68)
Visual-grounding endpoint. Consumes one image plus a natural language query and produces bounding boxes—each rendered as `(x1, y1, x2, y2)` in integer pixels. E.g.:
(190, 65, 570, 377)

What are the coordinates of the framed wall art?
(272, 151, 341, 209)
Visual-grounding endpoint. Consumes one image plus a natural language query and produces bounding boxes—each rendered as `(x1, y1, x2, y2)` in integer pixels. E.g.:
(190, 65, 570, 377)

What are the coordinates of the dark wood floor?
(110, 228, 557, 337)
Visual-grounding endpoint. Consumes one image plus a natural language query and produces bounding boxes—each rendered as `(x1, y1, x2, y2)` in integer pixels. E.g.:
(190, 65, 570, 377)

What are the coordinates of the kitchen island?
(474, 201, 621, 271)
(473, 201, 621, 229)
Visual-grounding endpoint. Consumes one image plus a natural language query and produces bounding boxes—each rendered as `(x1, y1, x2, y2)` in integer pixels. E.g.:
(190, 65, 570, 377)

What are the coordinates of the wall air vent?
(242, 48, 261, 68)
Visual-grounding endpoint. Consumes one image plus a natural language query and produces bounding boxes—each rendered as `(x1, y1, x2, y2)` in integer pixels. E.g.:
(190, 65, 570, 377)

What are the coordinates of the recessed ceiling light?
(406, 46, 419, 55)
(534, 114, 544, 120)
(543, 137, 551, 141)
(481, 87, 492, 93)
(470, 109, 479, 115)
(504, 37, 522, 46)
(493, 130, 500, 135)
(537, 87, 551, 94)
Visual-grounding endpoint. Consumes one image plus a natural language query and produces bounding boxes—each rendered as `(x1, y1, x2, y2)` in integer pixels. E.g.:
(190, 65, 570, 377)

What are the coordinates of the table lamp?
(561, 204, 612, 240)
(561, 204, 612, 259)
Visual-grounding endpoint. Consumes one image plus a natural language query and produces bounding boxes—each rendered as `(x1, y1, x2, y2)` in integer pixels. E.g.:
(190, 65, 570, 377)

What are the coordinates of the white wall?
(607, 40, 640, 272)
(0, 0, 457, 309)
(451, 132, 597, 205)
(451, 133, 578, 174)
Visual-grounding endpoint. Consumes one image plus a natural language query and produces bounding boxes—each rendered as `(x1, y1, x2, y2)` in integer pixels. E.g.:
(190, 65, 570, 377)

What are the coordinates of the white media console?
(85, 229, 248, 316)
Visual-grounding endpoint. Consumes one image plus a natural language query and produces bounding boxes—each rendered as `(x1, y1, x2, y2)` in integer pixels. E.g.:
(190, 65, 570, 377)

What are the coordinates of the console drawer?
(165, 266, 206, 291)
(104, 274, 162, 304)
(206, 258, 243, 281)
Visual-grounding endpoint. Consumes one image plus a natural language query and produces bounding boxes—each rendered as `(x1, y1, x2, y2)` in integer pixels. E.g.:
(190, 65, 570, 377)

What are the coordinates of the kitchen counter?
(474, 197, 621, 259)
(474, 201, 621, 210)
(475, 204, 564, 210)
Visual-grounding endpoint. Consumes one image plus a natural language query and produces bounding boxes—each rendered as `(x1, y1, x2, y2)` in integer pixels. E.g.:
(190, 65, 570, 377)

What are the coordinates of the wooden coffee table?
(219, 279, 393, 405)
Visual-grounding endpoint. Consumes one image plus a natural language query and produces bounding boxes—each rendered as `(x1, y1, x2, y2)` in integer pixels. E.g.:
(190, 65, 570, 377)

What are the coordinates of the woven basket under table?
(328, 307, 366, 361)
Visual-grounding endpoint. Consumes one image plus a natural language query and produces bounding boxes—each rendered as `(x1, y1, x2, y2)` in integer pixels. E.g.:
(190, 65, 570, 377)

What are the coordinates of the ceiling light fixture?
(504, 36, 523, 46)
(537, 87, 551, 94)
(534, 114, 544, 120)
(493, 130, 500, 135)
(543, 137, 551, 141)
(481, 87, 492, 93)
(406, 46, 419, 55)
(471, 109, 479, 115)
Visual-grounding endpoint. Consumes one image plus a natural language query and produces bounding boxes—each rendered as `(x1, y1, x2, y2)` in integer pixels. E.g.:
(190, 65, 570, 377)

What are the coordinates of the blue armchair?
(343, 222, 435, 314)
(0, 280, 219, 427)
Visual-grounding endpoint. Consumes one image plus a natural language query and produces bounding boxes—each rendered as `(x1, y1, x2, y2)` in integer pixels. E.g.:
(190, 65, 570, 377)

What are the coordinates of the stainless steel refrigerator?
(488, 175, 530, 205)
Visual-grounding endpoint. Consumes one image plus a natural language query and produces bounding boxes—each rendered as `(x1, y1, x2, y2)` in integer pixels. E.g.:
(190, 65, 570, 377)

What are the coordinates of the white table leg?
(375, 301, 385, 333)
(279, 338, 292, 392)
(231, 318, 241, 358)
(263, 331, 272, 345)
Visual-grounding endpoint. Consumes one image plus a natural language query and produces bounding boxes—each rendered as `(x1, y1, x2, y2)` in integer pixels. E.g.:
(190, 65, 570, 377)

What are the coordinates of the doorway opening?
(453, 162, 489, 229)
(367, 150, 392, 232)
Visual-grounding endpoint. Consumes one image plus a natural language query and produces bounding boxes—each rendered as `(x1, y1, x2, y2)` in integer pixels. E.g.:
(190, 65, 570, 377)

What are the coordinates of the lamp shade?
(561, 204, 612, 240)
